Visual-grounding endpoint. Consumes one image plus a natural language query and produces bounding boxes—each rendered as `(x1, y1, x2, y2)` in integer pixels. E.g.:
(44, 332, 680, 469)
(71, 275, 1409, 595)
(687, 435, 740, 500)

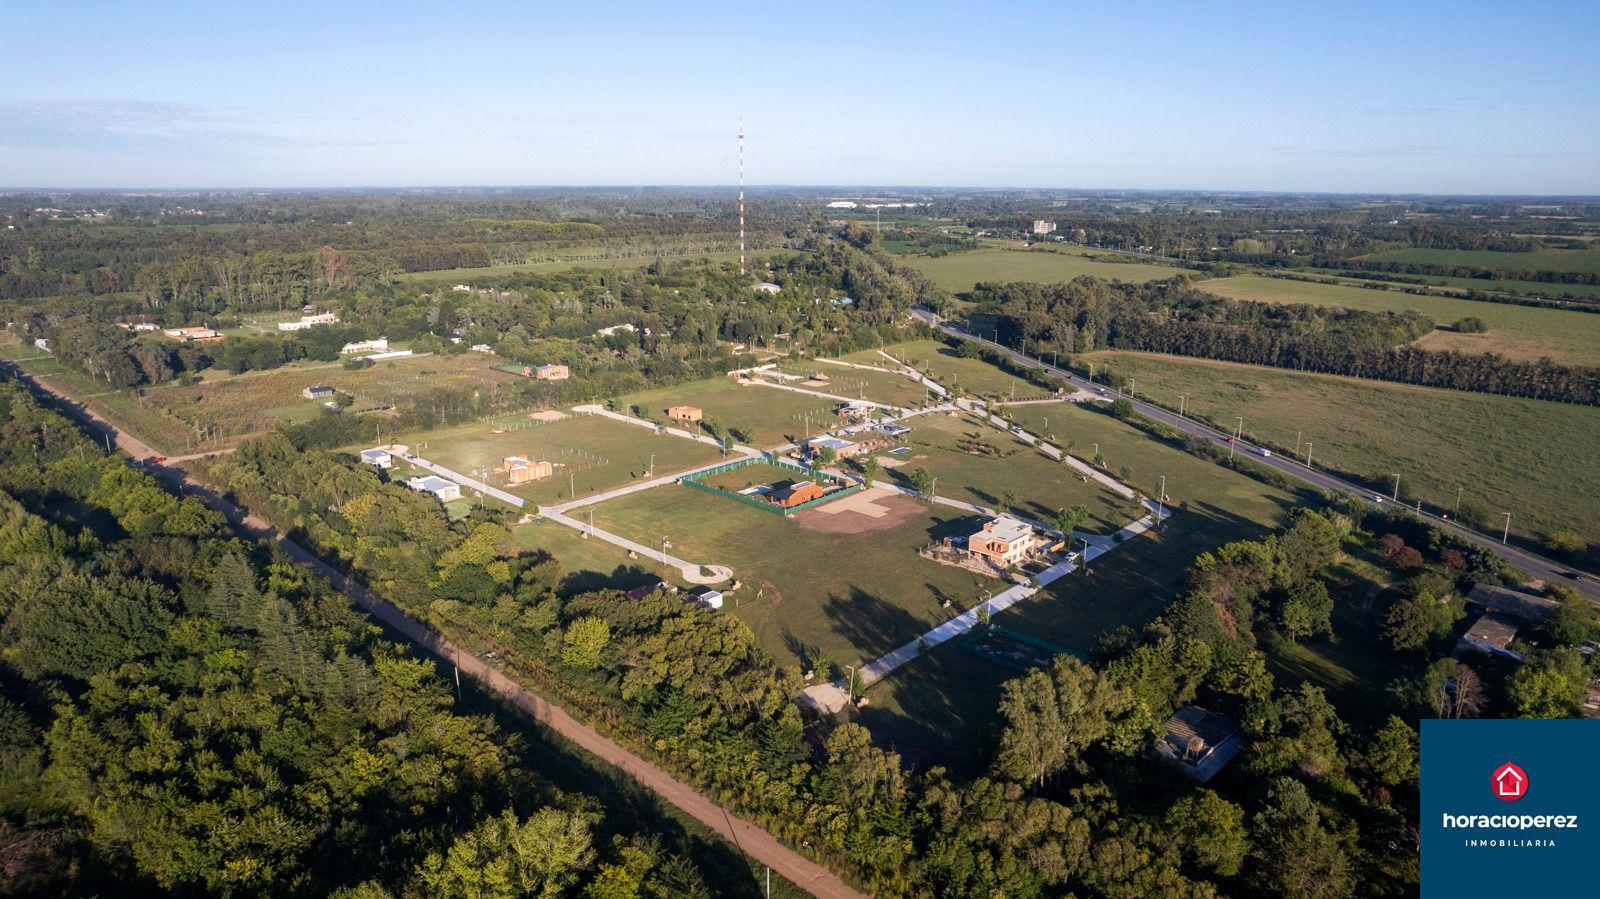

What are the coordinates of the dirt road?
(1, 363, 871, 899)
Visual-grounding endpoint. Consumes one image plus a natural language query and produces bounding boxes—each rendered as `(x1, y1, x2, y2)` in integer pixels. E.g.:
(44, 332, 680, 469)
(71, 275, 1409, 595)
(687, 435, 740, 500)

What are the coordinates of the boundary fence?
(679, 457, 862, 517)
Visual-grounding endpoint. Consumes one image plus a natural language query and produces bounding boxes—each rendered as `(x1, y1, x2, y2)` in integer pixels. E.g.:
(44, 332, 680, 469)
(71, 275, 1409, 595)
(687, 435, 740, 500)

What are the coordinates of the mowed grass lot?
(1082, 351, 1600, 560)
(878, 411, 1130, 532)
(1359, 247, 1600, 273)
(590, 484, 998, 671)
(840, 339, 1035, 399)
(771, 360, 937, 409)
(402, 413, 724, 506)
(863, 399, 1306, 768)
(1198, 274, 1600, 366)
(902, 245, 1191, 293)
(616, 376, 844, 447)
(512, 519, 679, 595)
(143, 352, 515, 447)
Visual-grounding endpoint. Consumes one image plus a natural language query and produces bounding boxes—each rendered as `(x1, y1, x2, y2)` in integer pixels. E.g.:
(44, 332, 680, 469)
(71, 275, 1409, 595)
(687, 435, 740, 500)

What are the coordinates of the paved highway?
(910, 309, 1600, 603)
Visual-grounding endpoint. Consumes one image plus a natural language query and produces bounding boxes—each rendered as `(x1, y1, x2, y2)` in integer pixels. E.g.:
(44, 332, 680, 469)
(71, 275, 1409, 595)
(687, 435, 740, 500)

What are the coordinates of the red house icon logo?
(1492, 762, 1527, 802)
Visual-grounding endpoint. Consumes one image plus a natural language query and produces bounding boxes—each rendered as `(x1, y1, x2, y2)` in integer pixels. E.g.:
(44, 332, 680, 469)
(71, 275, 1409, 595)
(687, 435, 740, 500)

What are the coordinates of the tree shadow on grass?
(821, 587, 935, 661)
(559, 563, 663, 596)
(855, 638, 1016, 776)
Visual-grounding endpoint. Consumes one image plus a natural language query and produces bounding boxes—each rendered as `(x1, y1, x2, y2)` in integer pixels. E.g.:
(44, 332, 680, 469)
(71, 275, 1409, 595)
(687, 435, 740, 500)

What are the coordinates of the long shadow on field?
(821, 587, 933, 660)
(857, 641, 1017, 776)
(559, 563, 664, 596)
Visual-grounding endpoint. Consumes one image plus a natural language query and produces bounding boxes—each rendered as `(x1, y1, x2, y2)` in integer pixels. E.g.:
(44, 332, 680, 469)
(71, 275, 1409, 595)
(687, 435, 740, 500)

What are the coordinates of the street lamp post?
(1455, 486, 1463, 518)
(844, 665, 856, 703)
(1156, 475, 1167, 526)
(1178, 394, 1186, 417)
(1392, 474, 1401, 502)
(1502, 513, 1512, 544)
(648, 454, 655, 478)
(1304, 442, 1313, 468)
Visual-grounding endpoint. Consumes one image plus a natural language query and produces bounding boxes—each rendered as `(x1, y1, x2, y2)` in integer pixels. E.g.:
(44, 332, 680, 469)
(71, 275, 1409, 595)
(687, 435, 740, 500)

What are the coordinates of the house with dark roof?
(1154, 706, 1245, 783)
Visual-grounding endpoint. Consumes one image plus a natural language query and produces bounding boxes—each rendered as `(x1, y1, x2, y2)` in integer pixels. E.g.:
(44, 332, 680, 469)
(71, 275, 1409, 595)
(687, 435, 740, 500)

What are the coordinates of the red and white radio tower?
(738, 117, 745, 276)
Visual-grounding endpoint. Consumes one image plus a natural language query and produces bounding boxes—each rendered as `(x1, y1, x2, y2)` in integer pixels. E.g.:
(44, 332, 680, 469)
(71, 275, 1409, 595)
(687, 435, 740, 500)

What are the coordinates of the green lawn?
(398, 413, 725, 506)
(877, 411, 1130, 532)
(512, 518, 680, 595)
(901, 245, 1191, 292)
(840, 339, 1036, 399)
(1359, 247, 1600, 273)
(772, 360, 937, 409)
(615, 376, 845, 448)
(1198, 274, 1600, 367)
(1081, 351, 1600, 563)
(1332, 270, 1600, 301)
(589, 483, 997, 672)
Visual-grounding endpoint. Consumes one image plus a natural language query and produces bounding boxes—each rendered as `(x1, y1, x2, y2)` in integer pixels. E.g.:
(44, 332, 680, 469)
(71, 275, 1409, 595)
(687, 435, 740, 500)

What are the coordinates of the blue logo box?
(1422, 719, 1600, 897)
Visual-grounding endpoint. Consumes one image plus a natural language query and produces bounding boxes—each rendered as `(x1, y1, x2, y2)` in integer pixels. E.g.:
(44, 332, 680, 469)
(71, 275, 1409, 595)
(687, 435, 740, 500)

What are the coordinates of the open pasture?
(589, 483, 999, 671)
(1080, 351, 1600, 560)
(840, 339, 1036, 399)
(1197, 274, 1600, 366)
(1358, 247, 1600, 273)
(771, 359, 936, 409)
(400, 412, 724, 506)
(901, 245, 1191, 293)
(879, 411, 1130, 532)
(615, 376, 844, 447)
(143, 352, 514, 447)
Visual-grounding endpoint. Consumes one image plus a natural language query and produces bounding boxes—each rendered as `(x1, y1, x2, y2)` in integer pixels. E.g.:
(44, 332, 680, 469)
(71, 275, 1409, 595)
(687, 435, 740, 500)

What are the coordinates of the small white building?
(752, 282, 782, 295)
(451, 284, 472, 293)
(470, 343, 493, 353)
(1031, 220, 1058, 236)
(278, 312, 340, 331)
(408, 475, 461, 503)
(359, 447, 393, 469)
(341, 337, 389, 355)
(594, 323, 637, 337)
(826, 200, 859, 209)
(694, 588, 725, 610)
(32, 337, 50, 352)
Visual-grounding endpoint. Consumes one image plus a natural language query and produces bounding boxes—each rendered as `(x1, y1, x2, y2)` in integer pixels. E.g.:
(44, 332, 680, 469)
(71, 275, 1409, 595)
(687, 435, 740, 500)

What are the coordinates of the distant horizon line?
(3, 184, 1599, 201)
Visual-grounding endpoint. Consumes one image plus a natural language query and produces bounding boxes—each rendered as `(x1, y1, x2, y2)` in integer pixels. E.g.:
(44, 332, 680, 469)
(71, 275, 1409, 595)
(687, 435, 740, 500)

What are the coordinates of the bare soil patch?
(796, 488, 920, 534)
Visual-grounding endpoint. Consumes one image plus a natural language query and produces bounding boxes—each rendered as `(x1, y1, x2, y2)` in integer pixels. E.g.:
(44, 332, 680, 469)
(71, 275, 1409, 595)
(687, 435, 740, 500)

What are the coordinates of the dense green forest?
(0, 381, 745, 897)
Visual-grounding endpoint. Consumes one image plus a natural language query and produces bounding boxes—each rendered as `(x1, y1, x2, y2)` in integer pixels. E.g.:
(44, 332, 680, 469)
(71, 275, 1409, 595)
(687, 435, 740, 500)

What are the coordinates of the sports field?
(901, 246, 1191, 292)
(1359, 247, 1600, 273)
(877, 411, 1130, 532)
(1081, 351, 1600, 560)
(589, 483, 1002, 671)
(400, 412, 724, 505)
(840, 339, 1037, 399)
(1197, 274, 1600, 366)
(615, 376, 846, 447)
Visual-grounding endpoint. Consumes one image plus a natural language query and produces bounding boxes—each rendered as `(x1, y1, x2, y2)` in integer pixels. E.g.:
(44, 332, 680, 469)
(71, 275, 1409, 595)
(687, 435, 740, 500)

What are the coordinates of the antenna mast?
(738, 117, 745, 276)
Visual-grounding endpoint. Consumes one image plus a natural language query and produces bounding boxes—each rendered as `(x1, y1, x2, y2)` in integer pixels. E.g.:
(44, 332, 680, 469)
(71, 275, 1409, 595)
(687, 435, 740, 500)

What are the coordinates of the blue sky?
(3, 1, 1597, 193)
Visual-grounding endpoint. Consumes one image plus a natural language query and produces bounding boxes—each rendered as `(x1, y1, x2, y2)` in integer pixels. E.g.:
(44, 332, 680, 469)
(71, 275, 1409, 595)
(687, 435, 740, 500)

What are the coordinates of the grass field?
(840, 339, 1037, 399)
(615, 377, 846, 447)
(143, 352, 515, 448)
(1359, 247, 1600, 273)
(1081, 351, 1600, 560)
(0, 336, 197, 453)
(400, 413, 725, 506)
(772, 360, 936, 409)
(862, 398, 1306, 768)
(590, 484, 1000, 672)
(1198, 274, 1600, 366)
(1338, 270, 1600, 301)
(512, 518, 679, 595)
(877, 411, 1130, 532)
(901, 246, 1191, 293)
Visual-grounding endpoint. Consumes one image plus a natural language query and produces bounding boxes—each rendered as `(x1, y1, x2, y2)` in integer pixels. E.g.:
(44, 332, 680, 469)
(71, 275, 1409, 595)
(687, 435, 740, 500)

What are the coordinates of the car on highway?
(1370, 494, 1384, 503)
(1260, 448, 1271, 458)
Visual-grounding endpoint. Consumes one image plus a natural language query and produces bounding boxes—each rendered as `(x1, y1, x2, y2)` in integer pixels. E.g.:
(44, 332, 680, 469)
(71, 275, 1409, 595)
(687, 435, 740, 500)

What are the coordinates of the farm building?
(667, 405, 703, 423)
(302, 385, 336, 400)
(359, 447, 393, 469)
(278, 312, 340, 331)
(531, 363, 569, 380)
(504, 455, 554, 484)
(407, 475, 461, 503)
(805, 435, 861, 459)
(1154, 706, 1244, 783)
(966, 516, 1041, 567)
(771, 480, 829, 509)
(341, 337, 389, 355)
(163, 326, 222, 341)
(752, 282, 782, 295)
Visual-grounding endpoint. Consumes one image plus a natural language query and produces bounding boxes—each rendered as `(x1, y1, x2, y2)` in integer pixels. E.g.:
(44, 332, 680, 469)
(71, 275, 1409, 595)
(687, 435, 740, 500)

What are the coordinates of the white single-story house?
(359, 447, 393, 469)
(341, 337, 389, 355)
(752, 282, 782, 295)
(408, 475, 461, 502)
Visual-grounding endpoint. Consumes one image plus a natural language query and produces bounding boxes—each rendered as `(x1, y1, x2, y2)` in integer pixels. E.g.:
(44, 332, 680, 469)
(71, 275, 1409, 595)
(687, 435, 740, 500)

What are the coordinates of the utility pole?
(1156, 475, 1167, 527)
(648, 454, 655, 478)
(844, 665, 856, 703)
(570, 470, 576, 498)
(1295, 429, 1302, 454)
(1392, 474, 1400, 502)
(1178, 394, 1186, 417)
(1502, 513, 1511, 544)
(1455, 486, 1463, 518)
(1304, 442, 1313, 468)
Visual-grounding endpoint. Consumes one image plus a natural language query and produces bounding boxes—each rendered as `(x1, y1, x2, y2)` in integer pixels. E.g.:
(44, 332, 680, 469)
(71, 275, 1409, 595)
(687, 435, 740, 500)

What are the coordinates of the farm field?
(862, 399, 1306, 765)
(1328, 270, 1600, 301)
(902, 245, 1191, 292)
(840, 339, 1036, 399)
(1359, 247, 1600, 273)
(877, 411, 1131, 532)
(143, 351, 516, 448)
(615, 376, 845, 447)
(1081, 351, 1600, 562)
(398, 412, 725, 506)
(771, 359, 936, 409)
(589, 483, 1001, 672)
(1197, 274, 1600, 366)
